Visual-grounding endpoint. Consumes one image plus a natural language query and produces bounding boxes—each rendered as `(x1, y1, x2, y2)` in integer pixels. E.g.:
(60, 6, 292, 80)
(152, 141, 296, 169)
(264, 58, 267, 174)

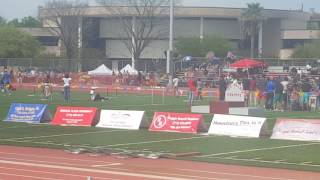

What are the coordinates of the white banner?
(225, 83, 245, 102)
(271, 119, 320, 141)
(208, 114, 266, 138)
(96, 110, 148, 130)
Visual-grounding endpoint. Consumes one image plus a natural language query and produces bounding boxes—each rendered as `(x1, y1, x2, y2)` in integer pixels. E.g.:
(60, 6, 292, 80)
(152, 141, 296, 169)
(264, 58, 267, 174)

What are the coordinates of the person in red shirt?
(187, 77, 197, 106)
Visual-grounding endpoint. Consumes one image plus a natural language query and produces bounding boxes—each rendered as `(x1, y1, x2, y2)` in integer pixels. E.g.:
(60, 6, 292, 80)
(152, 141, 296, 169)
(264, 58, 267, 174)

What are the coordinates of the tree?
(291, 40, 320, 58)
(7, 16, 40, 27)
(40, 0, 88, 71)
(241, 3, 263, 58)
(0, 16, 6, 25)
(175, 35, 231, 58)
(96, 0, 177, 69)
(0, 26, 42, 58)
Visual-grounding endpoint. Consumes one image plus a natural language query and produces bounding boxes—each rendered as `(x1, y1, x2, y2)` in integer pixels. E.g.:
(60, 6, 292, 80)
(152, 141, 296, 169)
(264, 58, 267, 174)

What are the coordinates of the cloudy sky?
(1, 0, 320, 20)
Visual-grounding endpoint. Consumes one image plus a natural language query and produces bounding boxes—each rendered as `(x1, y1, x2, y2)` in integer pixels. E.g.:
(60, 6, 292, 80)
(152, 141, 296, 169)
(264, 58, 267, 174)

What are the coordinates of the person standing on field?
(172, 76, 179, 97)
(63, 73, 72, 101)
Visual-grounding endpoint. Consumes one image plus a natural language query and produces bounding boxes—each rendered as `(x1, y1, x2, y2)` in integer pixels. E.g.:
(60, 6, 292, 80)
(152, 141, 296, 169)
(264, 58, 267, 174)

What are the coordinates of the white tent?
(88, 64, 113, 75)
(120, 64, 138, 75)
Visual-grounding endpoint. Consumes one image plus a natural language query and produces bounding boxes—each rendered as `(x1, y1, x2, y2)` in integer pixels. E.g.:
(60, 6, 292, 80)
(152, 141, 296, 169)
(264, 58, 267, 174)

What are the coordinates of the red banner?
(51, 106, 97, 126)
(149, 112, 205, 134)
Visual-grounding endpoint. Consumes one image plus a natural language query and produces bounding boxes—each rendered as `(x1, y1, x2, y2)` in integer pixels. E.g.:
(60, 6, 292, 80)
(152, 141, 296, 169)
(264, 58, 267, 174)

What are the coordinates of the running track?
(0, 146, 319, 180)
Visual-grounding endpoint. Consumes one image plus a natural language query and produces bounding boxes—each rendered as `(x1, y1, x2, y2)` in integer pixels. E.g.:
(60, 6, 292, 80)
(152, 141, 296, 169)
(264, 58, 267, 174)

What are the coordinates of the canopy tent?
(230, 59, 267, 69)
(120, 64, 138, 75)
(88, 64, 113, 75)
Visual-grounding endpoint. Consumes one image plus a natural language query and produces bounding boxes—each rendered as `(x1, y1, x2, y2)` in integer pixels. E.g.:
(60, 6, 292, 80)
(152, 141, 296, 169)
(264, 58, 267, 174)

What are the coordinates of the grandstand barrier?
(208, 114, 267, 138)
(149, 112, 207, 134)
(229, 107, 265, 117)
(4, 103, 51, 123)
(271, 119, 320, 141)
(51, 106, 98, 127)
(96, 110, 148, 130)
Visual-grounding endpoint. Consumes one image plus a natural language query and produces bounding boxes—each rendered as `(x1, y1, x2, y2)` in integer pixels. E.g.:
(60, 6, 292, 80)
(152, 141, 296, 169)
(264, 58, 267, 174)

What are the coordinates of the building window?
(307, 21, 320, 30)
(282, 39, 311, 49)
(37, 36, 59, 46)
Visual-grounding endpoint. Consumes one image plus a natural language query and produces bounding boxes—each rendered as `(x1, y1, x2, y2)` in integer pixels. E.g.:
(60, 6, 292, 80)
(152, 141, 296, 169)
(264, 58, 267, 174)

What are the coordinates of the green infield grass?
(0, 89, 320, 172)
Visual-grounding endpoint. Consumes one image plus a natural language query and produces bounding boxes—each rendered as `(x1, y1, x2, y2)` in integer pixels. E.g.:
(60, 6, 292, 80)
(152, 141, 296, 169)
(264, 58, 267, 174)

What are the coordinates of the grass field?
(1, 89, 320, 172)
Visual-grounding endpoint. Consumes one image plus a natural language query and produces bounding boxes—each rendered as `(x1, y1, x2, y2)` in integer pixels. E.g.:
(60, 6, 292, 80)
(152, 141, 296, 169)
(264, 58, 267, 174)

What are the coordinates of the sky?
(1, 0, 320, 20)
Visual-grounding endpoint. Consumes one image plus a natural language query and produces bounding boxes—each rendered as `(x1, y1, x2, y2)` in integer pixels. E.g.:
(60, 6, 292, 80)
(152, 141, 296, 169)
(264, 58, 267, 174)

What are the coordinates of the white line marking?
(0, 172, 60, 180)
(176, 168, 294, 180)
(0, 159, 193, 180)
(215, 156, 320, 168)
(301, 161, 313, 164)
(197, 142, 320, 157)
(0, 151, 116, 164)
(96, 135, 211, 148)
(92, 163, 122, 167)
(0, 166, 117, 180)
(0, 129, 129, 141)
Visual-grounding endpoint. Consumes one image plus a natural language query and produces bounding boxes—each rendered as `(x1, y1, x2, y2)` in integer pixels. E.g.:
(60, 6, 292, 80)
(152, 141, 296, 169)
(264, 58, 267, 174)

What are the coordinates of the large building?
(37, 6, 320, 70)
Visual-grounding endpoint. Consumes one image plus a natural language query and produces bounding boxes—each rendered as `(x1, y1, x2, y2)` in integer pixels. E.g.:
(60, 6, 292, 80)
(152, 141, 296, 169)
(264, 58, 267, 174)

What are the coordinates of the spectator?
(218, 75, 227, 101)
(274, 77, 284, 111)
(281, 76, 289, 110)
(187, 77, 197, 106)
(249, 76, 257, 106)
(196, 78, 203, 100)
(172, 76, 179, 97)
(301, 79, 312, 111)
(63, 73, 72, 101)
(265, 77, 276, 110)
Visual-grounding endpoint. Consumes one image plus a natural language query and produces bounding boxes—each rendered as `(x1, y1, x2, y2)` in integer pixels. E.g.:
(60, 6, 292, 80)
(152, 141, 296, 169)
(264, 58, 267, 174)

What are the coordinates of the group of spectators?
(218, 72, 319, 111)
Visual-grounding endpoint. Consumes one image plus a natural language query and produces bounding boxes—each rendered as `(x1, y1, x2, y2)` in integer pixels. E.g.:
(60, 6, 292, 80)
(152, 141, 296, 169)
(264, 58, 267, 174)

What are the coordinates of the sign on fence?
(149, 112, 206, 134)
(5, 103, 51, 123)
(225, 83, 245, 102)
(96, 110, 148, 130)
(51, 106, 97, 126)
(208, 114, 267, 138)
(271, 119, 320, 141)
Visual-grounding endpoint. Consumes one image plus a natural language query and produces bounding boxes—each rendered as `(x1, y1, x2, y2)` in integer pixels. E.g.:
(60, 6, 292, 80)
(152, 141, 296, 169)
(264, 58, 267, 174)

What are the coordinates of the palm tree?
(241, 3, 263, 58)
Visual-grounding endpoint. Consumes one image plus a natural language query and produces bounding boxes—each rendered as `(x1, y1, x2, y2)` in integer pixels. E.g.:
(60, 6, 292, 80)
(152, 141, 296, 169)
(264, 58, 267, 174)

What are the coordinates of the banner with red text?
(149, 112, 206, 134)
(51, 106, 97, 126)
(271, 119, 320, 141)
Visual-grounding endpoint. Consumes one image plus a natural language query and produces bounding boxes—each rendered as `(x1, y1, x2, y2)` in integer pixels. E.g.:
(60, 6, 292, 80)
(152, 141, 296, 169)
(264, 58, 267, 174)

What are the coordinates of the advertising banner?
(5, 103, 51, 123)
(51, 106, 97, 126)
(208, 114, 266, 138)
(149, 112, 206, 134)
(96, 110, 147, 130)
(271, 119, 320, 141)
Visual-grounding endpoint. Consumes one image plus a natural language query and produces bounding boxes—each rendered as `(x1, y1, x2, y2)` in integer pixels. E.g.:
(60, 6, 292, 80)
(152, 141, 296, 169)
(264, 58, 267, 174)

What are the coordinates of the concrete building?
(37, 6, 319, 70)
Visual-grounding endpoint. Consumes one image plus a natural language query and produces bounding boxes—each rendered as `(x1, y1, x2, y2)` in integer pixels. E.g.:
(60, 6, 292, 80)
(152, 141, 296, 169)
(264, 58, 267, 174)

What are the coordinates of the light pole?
(166, 0, 174, 74)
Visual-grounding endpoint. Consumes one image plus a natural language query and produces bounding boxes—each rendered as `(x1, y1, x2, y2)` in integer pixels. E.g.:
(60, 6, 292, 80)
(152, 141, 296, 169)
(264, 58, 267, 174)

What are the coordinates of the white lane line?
(92, 163, 122, 167)
(0, 166, 117, 180)
(0, 156, 93, 167)
(0, 129, 129, 141)
(0, 172, 60, 180)
(97, 135, 211, 148)
(176, 168, 294, 180)
(215, 156, 320, 168)
(301, 161, 313, 164)
(0, 159, 194, 180)
(1, 135, 211, 150)
(197, 142, 320, 157)
(0, 151, 116, 164)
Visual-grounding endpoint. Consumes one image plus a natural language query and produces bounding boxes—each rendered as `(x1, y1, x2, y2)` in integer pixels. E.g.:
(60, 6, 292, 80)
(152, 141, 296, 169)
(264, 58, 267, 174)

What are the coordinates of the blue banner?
(5, 103, 51, 123)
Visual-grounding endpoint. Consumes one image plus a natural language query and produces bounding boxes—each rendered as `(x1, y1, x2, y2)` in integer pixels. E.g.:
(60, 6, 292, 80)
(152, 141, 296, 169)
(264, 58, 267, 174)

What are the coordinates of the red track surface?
(0, 146, 320, 180)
